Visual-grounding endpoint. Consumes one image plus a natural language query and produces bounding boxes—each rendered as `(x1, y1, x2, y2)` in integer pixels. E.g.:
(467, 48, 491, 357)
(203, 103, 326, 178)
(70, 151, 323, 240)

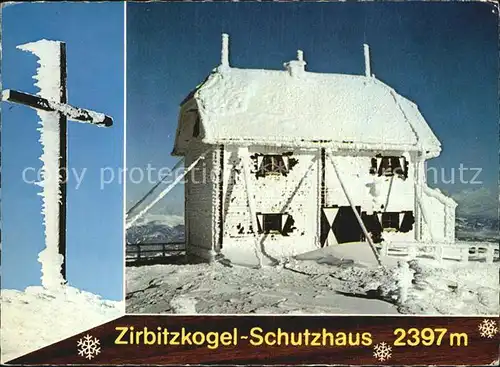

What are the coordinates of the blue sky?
(2, 2, 124, 300)
(127, 1, 498, 218)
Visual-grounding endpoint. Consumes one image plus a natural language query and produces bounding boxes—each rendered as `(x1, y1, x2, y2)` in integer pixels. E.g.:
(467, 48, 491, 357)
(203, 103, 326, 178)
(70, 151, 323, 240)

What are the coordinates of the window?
(192, 116, 200, 137)
(256, 213, 295, 235)
(370, 156, 408, 179)
(255, 155, 289, 177)
(381, 212, 399, 230)
(379, 211, 414, 233)
(262, 214, 282, 233)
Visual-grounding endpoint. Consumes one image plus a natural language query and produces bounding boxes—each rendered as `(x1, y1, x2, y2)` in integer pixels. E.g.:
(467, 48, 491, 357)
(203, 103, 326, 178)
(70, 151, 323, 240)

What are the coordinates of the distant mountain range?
(126, 220, 185, 244)
(126, 214, 498, 244)
(455, 215, 498, 243)
(451, 187, 498, 220)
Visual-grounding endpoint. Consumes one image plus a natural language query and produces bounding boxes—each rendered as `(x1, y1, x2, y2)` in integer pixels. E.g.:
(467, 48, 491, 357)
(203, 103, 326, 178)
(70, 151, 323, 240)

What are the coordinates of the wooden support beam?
(240, 146, 263, 268)
(126, 152, 208, 229)
(59, 43, 68, 280)
(126, 157, 185, 217)
(328, 152, 382, 266)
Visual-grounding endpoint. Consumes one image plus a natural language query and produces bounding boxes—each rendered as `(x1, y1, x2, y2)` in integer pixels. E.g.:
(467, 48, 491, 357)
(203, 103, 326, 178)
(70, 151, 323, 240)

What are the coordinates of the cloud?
(451, 187, 498, 218)
(2, 2, 21, 8)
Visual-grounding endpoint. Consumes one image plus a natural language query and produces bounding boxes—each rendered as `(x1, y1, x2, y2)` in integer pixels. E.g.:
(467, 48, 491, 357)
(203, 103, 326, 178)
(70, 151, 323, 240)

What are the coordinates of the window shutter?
(399, 157, 407, 178)
(398, 157, 405, 169)
(257, 156, 264, 172)
(282, 156, 289, 171)
(281, 214, 289, 231)
(256, 213, 264, 233)
(376, 157, 384, 175)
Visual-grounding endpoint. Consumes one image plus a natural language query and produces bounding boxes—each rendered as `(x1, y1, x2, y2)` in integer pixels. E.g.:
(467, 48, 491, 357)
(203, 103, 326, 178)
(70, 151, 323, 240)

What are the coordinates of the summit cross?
(2, 39, 113, 288)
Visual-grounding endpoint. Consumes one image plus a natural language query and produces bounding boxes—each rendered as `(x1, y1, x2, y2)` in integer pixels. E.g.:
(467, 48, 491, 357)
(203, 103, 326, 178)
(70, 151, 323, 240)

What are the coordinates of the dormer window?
(370, 156, 408, 179)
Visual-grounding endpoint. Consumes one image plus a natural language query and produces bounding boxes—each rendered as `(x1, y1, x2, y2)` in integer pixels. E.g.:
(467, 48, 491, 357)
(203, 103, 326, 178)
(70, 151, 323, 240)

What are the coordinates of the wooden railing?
(379, 241, 498, 264)
(126, 242, 185, 264)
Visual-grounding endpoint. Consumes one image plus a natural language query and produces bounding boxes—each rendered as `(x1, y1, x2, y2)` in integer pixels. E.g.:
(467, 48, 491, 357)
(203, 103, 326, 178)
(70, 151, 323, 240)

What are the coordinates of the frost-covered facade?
(173, 35, 457, 264)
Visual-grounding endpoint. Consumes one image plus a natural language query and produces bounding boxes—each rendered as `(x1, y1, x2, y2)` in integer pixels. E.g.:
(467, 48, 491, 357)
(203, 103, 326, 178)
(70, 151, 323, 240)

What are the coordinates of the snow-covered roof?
(173, 61, 441, 158)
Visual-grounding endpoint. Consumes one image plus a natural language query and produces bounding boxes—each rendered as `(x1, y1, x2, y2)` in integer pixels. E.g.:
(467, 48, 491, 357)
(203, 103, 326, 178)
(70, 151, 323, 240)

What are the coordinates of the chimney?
(220, 33, 230, 71)
(364, 43, 371, 77)
(284, 49, 307, 77)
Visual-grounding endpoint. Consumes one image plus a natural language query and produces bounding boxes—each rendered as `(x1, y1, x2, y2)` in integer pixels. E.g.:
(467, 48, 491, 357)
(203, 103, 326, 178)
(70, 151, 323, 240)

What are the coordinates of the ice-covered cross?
(2, 40, 113, 289)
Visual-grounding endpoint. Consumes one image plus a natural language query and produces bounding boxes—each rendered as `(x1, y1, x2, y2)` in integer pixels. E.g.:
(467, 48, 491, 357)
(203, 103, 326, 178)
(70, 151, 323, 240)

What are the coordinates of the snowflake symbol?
(478, 319, 498, 338)
(77, 334, 101, 360)
(373, 341, 392, 362)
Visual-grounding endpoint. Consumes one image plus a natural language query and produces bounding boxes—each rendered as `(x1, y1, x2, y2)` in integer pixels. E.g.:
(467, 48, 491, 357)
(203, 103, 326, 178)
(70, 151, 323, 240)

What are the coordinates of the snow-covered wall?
(219, 145, 319, 260)
(324, 151, 415, 212)
(324, 151, 417, 243)
(184, 140, 218, 260)
(184, 143, 427, 262)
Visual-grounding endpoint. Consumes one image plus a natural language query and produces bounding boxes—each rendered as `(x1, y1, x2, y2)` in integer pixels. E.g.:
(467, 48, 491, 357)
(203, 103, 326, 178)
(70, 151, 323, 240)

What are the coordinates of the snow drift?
(1, 286, 123, 363)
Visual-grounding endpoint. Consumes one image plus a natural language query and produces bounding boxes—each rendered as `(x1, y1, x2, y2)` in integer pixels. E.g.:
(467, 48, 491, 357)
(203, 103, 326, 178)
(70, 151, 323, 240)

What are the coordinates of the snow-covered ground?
(1, 286, 123, 363)
(126, 261, 398, 314)
(333, 258, 498, 315)
(126, 250, 498, 316)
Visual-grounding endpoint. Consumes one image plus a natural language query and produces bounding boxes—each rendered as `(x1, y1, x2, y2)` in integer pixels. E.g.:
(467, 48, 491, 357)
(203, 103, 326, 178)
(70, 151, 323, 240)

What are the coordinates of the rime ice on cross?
(2, 40, 113, 288)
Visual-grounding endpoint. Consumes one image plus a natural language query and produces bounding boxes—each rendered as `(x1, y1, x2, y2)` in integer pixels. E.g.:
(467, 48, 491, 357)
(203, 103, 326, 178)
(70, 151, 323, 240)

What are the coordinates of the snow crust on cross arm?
(18, 39, 63, 101)
(46, 100, 108, 126)
(18, 39, 65, 288)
